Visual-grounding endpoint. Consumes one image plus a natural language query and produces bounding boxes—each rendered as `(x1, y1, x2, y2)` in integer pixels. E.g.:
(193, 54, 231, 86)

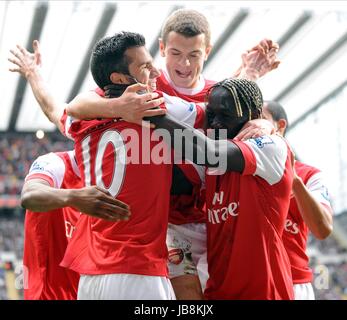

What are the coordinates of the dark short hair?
(161, 9, 211, 46)
(264, 100, 289, 134)
(90, 31, 146, 89)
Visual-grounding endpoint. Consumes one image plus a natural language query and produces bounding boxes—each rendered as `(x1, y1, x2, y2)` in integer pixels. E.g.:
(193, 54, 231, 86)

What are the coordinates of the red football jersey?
(60, 113, 173, 277)
(23, 151, 81, 300)
(204, 136, 294, 300)
(157, 70, 215, 225)
(283, 161, 332, 284)
(93, 85, 208, 225)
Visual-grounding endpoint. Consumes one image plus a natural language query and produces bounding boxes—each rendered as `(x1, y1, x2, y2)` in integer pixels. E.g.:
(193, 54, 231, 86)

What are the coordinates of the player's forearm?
(292, 177, 333, 240)
(150, 114, 244, 171)
(66, 92, 123, 120)
(26, 70, 66, 132)
(21, 182, 70, 212)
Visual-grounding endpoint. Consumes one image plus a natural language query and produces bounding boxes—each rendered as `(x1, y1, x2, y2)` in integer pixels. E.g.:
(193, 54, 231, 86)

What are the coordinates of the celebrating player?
(262, 100, 334, 300)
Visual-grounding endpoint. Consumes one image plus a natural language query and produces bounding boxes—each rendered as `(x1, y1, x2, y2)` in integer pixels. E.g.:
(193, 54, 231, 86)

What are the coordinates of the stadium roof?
(0, 0, 346, 132)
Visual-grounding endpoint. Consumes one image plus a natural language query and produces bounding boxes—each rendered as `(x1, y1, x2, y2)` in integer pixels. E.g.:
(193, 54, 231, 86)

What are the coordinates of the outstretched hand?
(233, 38, 280, 80)
(8, 40, 42, 78)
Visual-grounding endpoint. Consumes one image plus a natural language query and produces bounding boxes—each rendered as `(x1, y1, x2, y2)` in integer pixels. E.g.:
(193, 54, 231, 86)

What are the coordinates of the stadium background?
(0, 0, 346, 300)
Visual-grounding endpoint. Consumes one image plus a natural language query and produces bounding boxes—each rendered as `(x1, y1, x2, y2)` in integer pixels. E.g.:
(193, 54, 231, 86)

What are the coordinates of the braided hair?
(207, 78, 263, 121)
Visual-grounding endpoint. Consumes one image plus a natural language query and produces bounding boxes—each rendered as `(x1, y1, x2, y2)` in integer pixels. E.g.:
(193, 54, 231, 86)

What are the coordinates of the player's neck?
(103, 84, 130, 98)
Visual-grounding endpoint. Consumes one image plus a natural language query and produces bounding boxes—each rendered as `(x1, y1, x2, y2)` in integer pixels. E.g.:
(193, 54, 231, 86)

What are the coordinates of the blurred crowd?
(308, 233, 347, 300)
(0, 214, 24, 261)
(0, 133, 73, 196)
(0, 214, 24, 300)
(313, 261, 347, 300)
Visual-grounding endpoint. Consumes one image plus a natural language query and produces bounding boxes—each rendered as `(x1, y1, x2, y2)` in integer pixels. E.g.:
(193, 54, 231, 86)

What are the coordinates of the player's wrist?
(63, 189, 77, 208)
(25, 66, 42, 81)
(232, 65, 242, 78)
(111, 96, 127, 118)
(237, 68, 260, 81)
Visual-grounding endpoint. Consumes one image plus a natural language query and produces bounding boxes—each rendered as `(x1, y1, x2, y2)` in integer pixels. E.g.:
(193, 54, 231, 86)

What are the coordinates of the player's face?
(126, 46, 160, 91)
(206, 87, 247, 139)
(160, 32, 212, 89)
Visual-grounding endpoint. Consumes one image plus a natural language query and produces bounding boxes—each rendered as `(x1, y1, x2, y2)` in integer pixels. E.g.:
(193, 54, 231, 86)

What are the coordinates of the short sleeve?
(25, 153, 66, 188)
(162, 92, 204, 128)
(306, 172, 332, 209)
(238, 135, 289, 185)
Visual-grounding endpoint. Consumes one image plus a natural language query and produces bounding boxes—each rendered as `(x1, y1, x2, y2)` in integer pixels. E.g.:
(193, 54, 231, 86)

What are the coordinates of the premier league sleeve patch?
(30, 160, 50, 173)
(26, 153, 66, 188)
(250, 136, 274, 149)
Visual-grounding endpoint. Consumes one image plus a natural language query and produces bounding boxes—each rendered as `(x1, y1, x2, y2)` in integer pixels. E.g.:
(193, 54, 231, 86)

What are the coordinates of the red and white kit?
(284, 161, 332, 300)
(23, 151, 81, 300)
(158, 69, 214, 284)
(204, 135, 295, 300)
(60, 106, 175, 299)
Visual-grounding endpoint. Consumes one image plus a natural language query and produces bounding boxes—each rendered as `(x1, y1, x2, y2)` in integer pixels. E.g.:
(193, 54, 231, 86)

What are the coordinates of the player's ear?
(110, 72, 129, 85)
(159, 38, 166, 57)
(204, 45, 213, 61)
(277, 119, 287, 136)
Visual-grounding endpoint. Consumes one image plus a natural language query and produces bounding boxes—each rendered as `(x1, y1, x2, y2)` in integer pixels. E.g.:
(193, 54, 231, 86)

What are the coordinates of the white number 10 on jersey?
(81, 130, 126, 197)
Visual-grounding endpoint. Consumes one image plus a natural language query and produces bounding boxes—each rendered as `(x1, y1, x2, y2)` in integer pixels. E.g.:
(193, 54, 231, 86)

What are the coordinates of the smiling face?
(159, 31, 211, 89)
(125, 46, 160, 91)
(206, 87, 248, 139)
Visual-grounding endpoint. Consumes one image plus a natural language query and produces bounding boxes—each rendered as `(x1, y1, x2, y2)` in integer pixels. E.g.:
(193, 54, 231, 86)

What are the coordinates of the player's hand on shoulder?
(105, 83, 166, 127)
(234, 118, 275, 141)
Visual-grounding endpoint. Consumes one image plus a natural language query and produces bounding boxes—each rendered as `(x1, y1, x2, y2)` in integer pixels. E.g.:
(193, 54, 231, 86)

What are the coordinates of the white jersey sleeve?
(244, 135, 288, 185)
(162, 92, 204, 128)
(306, 172, 332, 209)
(26, 153, 66, 188)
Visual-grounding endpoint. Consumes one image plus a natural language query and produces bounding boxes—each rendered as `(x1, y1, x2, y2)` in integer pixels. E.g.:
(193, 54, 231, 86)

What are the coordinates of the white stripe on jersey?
(245, 135, 288, 185)
(27, 152, 67, 188)
(81, 136, 92, 186)
(66, 150, 80, 177)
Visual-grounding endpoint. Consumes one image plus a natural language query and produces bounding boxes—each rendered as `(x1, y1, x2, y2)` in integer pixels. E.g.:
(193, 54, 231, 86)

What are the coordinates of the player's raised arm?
(21, 179, 130, 222)
(9, 40, 166, 129)
(291, 160, 333, 240)
(8, 40, 66, 133)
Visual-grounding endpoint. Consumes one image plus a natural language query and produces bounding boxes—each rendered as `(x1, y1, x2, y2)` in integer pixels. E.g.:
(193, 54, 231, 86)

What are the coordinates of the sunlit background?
(0, 0, 346, 300)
